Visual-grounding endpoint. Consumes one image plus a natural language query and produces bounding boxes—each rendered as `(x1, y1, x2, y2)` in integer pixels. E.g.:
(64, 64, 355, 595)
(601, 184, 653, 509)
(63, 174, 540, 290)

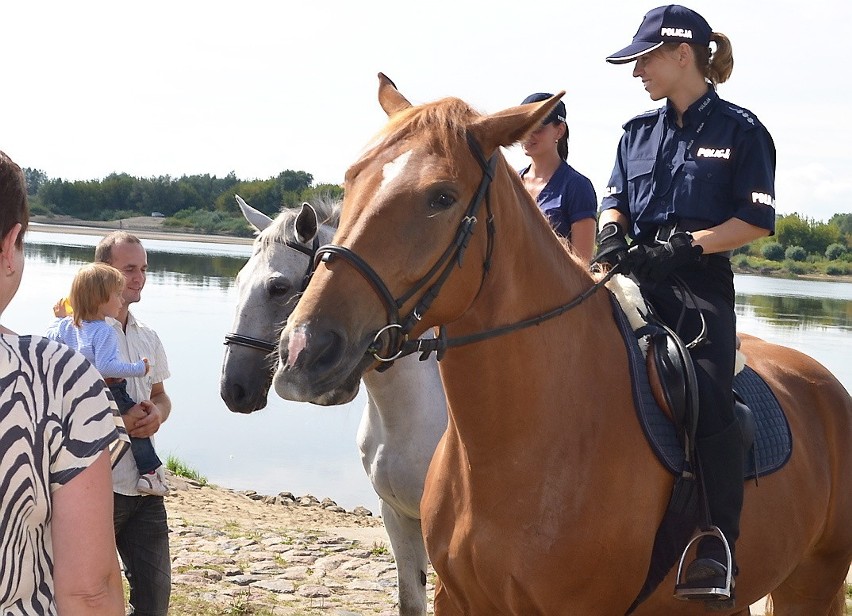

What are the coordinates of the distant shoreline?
(29, 216, 253, 246)
(28, 216, 851, 283)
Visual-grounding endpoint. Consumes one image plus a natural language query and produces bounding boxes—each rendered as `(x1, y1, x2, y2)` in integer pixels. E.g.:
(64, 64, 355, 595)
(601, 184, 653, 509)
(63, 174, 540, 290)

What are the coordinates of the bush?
(732, 254, 751, 269)
(784, 260, 808, 274)
(28, 201, 54, 216)
(784, 245, 807, 262)
(761, 242, 785, 261)
(825, 243, 847, 260)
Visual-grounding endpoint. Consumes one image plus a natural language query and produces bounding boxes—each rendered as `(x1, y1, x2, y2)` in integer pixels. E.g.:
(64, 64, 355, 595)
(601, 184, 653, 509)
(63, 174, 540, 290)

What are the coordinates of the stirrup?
(674, 527, 734, 602)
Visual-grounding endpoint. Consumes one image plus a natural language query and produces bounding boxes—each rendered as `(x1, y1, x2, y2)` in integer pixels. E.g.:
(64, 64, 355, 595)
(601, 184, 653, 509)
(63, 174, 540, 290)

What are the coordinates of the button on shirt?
(520, 160, 597, 239)
(600, 88, 776, 241)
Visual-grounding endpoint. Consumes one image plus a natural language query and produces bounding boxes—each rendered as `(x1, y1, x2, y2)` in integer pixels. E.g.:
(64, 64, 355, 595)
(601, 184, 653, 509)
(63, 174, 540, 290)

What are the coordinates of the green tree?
(775, 214, 811, 249)
(775, 213, 839, 256)
(23, 167, 48, 195)
(828, 213, 852, 242)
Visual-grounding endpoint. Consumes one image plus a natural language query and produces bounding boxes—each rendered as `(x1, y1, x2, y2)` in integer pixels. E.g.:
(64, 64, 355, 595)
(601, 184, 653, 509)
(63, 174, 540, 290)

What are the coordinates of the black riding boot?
(685, 419, 744, 595)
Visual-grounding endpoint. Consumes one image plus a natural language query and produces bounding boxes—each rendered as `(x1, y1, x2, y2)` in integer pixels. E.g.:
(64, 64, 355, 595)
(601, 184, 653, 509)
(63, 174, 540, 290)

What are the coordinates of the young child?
(47, 262, 169, 496)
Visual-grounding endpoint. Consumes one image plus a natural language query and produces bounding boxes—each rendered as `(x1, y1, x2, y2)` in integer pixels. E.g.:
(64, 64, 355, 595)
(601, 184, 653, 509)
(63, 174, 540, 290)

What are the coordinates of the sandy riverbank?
(29, 215, 253, 245)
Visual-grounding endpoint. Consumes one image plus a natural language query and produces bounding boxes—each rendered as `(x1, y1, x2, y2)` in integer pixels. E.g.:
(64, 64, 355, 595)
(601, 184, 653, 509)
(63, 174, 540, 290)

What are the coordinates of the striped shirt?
(0, 334, 122, 614)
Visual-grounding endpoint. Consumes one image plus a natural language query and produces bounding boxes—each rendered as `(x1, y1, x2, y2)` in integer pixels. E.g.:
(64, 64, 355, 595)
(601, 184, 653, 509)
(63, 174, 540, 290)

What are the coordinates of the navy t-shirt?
(520, 160, 597, 239)
(600, 87, 776, 241)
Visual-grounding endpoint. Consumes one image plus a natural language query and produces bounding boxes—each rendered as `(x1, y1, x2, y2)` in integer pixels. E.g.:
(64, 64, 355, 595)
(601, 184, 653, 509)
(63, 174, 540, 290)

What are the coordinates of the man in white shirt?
(96, 231, 171, 616)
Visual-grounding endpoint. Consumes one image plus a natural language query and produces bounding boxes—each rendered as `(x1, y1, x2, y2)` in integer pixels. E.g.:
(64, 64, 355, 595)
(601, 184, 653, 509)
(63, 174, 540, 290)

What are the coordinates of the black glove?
(592, 222, 630, 271)
(628, 232, 703, 282)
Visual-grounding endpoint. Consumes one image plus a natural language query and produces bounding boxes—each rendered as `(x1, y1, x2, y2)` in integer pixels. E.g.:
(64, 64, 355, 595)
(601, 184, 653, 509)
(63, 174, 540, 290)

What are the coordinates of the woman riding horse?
(271, 74, 852, 615)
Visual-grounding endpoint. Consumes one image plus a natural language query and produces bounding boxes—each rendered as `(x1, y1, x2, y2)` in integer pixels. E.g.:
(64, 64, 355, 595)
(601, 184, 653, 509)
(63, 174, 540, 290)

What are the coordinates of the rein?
(311, 131, 616, 366)
(223, 234, 320, 354)
(402, 266, 619, 360)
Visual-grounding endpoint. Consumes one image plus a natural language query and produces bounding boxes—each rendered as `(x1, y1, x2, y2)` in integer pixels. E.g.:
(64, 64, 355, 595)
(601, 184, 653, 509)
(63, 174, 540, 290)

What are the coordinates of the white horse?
(220, 195, 447, 616)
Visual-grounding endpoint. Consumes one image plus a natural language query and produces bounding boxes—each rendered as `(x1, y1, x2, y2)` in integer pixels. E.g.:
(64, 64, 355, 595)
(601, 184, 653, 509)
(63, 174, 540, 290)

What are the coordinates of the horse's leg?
(433, 576, 466, 616)
(381, 499, 428, 616)
(764, 557, 849, 616)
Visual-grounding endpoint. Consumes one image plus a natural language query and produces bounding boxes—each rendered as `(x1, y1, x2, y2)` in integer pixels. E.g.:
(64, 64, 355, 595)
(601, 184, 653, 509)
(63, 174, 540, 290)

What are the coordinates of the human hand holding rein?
(628, 231, 703, 282)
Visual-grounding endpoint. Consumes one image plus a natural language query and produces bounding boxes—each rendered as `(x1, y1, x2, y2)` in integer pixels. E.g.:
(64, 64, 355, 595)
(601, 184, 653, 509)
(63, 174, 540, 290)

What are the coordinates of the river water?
(8, 229, 851, 510)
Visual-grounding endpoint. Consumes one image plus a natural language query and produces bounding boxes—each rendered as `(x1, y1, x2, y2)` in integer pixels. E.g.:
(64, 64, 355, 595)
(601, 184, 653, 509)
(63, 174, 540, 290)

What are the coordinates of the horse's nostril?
(310, 329, 345, 373)
(231, 383, 246, 404)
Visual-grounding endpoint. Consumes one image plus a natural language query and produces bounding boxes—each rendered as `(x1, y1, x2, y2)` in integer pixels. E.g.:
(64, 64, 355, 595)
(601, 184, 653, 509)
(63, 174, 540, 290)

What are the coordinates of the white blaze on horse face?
(379, 150, 413, 195)
(286, 326, 309, 367)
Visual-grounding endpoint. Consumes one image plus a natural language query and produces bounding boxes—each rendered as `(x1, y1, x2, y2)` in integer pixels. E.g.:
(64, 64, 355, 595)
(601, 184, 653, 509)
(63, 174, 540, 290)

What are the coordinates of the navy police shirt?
(520, 160, 597, 239)
(600, 87, 776, 241)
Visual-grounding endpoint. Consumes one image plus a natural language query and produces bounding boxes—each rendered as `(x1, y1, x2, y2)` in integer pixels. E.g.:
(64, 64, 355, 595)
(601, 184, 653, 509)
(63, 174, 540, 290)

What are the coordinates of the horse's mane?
(259, 196, 342, 248)
(349, 98, 479, 179)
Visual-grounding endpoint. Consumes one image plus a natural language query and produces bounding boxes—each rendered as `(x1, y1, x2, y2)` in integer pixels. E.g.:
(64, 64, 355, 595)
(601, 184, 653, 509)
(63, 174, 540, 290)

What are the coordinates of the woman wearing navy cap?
(594, 4, 776, 605)
(519, 92, 597, 263)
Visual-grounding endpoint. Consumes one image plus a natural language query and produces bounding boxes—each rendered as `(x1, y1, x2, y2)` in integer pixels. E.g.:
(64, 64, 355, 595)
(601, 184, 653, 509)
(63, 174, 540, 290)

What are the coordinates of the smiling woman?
(598, 5, 777, 600)
(270, 73, 852, 615)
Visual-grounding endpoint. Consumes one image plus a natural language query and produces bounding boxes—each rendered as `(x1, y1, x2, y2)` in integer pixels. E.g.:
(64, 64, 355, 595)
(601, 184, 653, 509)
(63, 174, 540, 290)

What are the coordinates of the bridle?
(310, 131, 617, 370)
(313, 132, 497, 370)
(223, 234, 320, 354)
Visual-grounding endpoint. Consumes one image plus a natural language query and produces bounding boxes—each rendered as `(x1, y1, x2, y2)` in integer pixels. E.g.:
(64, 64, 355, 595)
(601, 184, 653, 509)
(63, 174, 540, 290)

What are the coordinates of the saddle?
(605, 287, 792, 614)
(643, 320, 756, 460)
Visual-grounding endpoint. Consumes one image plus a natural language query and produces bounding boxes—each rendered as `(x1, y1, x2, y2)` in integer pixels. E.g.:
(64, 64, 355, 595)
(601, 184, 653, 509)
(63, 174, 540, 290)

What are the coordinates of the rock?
(297, 584, 331, 598)
(164, 481, 418, 614)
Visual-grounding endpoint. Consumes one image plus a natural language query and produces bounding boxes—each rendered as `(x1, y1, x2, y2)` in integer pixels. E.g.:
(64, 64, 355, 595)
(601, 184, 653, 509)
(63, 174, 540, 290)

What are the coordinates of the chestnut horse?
(272, 75, 852, 615)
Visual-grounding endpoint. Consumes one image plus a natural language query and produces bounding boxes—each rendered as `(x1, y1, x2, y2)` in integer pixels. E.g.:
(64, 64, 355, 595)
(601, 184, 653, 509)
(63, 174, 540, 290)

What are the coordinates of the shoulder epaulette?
(718, 101, 763, 130)
(622, 107, 662, 129)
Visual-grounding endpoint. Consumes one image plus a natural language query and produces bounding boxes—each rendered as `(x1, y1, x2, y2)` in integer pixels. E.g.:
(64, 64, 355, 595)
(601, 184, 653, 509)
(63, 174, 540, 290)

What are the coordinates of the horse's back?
(739, 332, 851, 430)
(739, 333, 852, 580)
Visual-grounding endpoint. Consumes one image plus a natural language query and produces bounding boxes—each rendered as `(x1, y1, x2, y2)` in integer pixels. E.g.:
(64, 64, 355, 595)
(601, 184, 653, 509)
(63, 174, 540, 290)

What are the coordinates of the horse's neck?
(438, 178, 632, 452)
(361, 351, 447, 432)
(438, 287, 633, 466)
(460, 173, 595, 336)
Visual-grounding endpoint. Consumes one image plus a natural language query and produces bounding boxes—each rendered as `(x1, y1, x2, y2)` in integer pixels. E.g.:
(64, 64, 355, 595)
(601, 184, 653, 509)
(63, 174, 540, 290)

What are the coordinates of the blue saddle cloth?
(610, 296, 792, 479)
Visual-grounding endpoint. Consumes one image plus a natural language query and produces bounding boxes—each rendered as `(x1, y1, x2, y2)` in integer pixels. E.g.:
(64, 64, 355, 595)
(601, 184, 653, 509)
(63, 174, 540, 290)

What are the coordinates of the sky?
(2, 0, 849, 222)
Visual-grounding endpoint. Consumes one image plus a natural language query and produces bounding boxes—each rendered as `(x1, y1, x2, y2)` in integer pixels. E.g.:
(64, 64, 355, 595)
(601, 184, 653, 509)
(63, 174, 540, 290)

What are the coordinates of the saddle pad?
(609, 295, 792, 479)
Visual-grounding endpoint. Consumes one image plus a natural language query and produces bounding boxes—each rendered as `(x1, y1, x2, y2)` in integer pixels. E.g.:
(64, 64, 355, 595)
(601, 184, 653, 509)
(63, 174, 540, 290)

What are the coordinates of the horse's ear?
(378, 72, 412, 116)
(468, 91, 566, 154)
(295, 202, 318, 244)
(235, 194, 273, 232)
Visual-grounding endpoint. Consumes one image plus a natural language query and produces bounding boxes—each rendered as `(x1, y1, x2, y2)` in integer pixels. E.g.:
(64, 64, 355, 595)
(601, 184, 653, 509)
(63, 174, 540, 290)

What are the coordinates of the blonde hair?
(69, 263, 125, 326)
(695, 32, 734, 85)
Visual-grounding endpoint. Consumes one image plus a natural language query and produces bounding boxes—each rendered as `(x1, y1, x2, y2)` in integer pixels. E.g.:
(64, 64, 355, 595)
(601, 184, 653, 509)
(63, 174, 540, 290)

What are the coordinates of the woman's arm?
(598, 209, 630, 233)
(569, 218, 597, 264)
(691, 218, 770, 254)
(51, 450, 124, 615)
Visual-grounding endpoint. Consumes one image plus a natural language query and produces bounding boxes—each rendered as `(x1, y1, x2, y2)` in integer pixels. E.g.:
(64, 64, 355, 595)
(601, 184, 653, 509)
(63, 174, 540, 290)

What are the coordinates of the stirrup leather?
(674, 527, 733, 601)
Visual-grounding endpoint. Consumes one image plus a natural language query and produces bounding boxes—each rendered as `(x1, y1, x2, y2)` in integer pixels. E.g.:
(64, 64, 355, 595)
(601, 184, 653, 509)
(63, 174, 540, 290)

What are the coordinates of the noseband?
(223, 234, 320, 354)
(313, 132, 497, 370)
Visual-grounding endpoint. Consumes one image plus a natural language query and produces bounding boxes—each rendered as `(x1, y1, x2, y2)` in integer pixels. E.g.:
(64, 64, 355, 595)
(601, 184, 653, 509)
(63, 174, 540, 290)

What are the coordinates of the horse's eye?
(430, 192, 456, 210)
(266, 276, 291, 298)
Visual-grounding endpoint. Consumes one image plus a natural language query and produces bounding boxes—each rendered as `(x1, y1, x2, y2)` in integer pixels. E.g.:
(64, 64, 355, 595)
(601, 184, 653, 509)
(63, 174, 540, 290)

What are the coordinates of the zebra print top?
(0, 334, 122, 615)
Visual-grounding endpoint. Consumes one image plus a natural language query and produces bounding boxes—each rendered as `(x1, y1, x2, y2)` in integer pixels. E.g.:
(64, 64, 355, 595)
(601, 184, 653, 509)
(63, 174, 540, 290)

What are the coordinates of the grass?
(166, 454, 208, 485)
(369, 541, 390, 556)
